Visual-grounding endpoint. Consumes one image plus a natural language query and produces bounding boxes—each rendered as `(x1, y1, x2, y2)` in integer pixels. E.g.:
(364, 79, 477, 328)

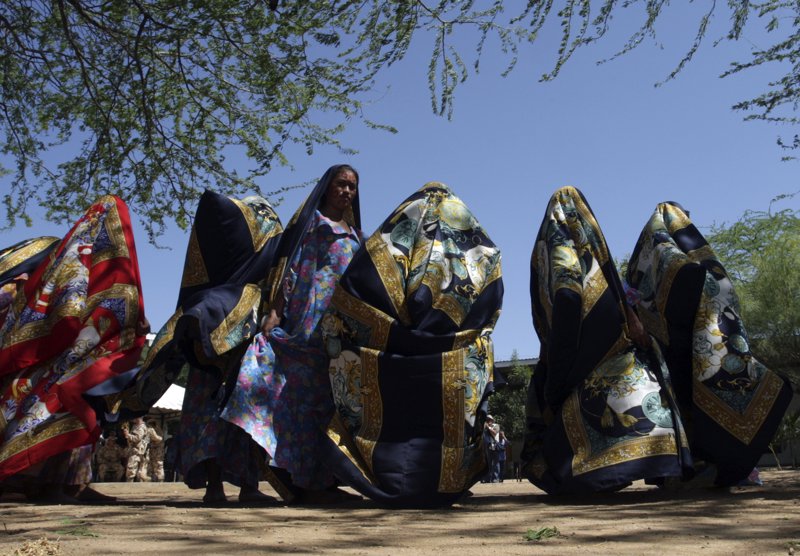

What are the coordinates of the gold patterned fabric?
(0, 196, 147, 480)
(323, 182, 503, 508)
(523, 187, 692, 494)
(0, 237, 59, 285)
(626, 202, 792, 485)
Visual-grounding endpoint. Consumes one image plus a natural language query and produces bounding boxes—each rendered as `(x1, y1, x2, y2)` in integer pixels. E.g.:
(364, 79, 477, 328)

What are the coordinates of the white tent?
(152, 384, 185, 412)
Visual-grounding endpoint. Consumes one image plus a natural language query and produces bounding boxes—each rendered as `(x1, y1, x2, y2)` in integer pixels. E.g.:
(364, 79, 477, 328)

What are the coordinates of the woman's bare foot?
(203, 482, 227, 504)
(74, 485, 117, 502)
(238, 486, 275, 504)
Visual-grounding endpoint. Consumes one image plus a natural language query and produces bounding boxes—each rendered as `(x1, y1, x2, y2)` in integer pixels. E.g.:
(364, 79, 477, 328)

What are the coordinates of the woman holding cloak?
(220, 164, 363, 503)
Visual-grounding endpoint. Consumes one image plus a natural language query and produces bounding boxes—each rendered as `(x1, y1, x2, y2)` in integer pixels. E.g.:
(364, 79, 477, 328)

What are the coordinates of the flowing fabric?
(113, 190, 284, 490)
(522, 187, 691, 495)
(626, 202, 792, 486)
(115, 191, 284, 415)
(0, 196, 147, 480)
(321, 182, 503, 508)
(221, 166, 362, 495)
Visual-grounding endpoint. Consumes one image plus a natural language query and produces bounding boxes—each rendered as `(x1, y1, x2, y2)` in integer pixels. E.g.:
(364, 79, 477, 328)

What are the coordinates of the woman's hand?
(136, 316, 151, 337)
(625, 305, 650, 349)
(261, 309, 281, 335)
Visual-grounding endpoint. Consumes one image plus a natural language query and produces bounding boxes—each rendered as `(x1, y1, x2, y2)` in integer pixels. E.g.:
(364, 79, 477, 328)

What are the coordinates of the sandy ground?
(0, 469, 798, 556)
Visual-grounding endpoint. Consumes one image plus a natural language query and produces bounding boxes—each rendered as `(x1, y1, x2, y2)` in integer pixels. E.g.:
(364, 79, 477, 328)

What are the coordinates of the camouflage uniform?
(96, 437, 125, 482)
(146, 424, 165, 482)
(124, 419, 150, 482)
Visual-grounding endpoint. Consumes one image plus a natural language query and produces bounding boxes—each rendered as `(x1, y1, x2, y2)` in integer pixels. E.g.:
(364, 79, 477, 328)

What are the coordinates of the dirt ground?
(0, 469, 798, 556)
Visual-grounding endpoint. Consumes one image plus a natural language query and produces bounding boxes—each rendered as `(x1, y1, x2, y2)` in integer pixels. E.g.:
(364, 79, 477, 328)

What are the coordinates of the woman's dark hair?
(334, 164, 359, 187)
(320, 164, 359, 208)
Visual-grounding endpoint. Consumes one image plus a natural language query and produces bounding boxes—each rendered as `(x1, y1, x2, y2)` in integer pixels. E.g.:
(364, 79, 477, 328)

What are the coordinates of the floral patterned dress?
(222, 210, 361, 490)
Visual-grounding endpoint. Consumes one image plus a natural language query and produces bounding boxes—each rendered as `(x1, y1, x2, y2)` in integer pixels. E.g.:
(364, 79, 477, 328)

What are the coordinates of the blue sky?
(2, 5, 797, 362)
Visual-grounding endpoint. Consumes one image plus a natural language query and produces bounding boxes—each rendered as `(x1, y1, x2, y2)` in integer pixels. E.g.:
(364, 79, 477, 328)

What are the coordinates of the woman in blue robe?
(221, 164, 363, 503)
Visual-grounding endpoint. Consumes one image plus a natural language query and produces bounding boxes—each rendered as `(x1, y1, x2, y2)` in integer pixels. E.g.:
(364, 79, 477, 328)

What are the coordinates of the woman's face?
(324, 169, 358, 213)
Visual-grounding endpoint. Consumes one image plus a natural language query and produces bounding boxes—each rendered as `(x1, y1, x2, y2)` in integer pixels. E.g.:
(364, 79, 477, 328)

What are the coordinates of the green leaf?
(523, 526, 562, 542)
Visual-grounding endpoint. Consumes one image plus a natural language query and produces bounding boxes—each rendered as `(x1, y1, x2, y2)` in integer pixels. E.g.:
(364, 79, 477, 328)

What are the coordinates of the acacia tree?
(707, 194, 800, 387)
(489, 350, 532, 441)
(3, 1, 800, 239)
(1, 1, 522, 240)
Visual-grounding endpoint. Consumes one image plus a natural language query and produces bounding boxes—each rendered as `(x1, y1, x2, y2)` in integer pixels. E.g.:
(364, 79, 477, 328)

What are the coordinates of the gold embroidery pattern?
(694, 370, 786, 445)
(92, 200, 130, 266)
(230, 197, 261, 252)
(326, 412, 376, 485)
(439, 348, 466, 492)
(4, 282, 138, 348)
(562, 391, 678, 476)
(430, 288, 466, 327)
(484, 259, 502, 287)
(0, 237, 58, 277)
(569, 188, 610, 265)
(85, 283, 141, 348)
(686, 245, 716, 264)
(141, 309, 182, 370)
(180, 229, 209, 290)
(452, 329, 478, 350)
(664, 207, 693, 235)
(229, 198, 283, 253)
(366, 234, 410, 325)
(357, 348, 382, 472)
(209, 284, 261, 355)
(654, 249, 686, 331)
(331, 288, 391, 349)
(0, 414, 86, 463)
(581, 262, 607, 319)
(574, 434, 679, 476)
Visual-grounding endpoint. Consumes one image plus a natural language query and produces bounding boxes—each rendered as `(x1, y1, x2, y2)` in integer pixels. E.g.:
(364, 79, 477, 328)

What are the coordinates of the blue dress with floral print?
(222, 210, 361, 490)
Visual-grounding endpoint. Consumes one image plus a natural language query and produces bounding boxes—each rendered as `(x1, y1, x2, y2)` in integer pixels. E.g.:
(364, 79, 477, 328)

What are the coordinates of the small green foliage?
(523, 526, 561, 542)
(55, 519, 99, 538)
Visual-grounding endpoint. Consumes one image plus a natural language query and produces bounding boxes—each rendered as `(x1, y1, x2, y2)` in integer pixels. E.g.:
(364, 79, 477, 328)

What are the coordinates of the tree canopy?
(708, 194, 800, 387)
(489, 350, 532, 440)
(2, 1, 798, 239)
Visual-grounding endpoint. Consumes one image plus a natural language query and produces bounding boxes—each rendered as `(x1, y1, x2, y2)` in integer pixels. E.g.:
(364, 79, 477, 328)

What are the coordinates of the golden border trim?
(208, 284, 260, 355)
(357, 348, 382, 473)
(180, 229, 209, 290)
(326, 412, 377, 485)
(0, 237, 58, 277)
(439, 348, 466, 492)
(0, 414, 86, 463)
(331, 288, 391, 349)
(693, 370, 786, 445)
(366, 234, 410, 325)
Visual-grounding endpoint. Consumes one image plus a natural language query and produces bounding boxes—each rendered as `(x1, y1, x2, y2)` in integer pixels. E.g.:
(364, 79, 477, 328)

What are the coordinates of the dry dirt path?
(1, 469, 798, 555)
